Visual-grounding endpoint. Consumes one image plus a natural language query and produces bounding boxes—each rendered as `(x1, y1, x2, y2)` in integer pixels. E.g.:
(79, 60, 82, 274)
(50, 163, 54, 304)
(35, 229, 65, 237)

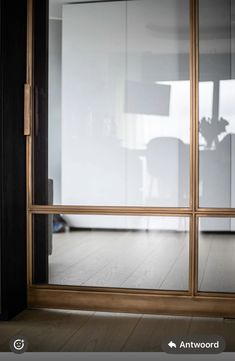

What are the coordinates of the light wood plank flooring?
(49, 230, 235, 293)
(0, 309, 235, 352)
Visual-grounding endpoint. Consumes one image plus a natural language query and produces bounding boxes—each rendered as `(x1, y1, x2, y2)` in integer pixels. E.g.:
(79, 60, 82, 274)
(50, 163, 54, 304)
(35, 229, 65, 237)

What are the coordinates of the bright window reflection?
(47, 0, 190, 207)
(122, 81, 190, 149)
(199, 0, 235, 208)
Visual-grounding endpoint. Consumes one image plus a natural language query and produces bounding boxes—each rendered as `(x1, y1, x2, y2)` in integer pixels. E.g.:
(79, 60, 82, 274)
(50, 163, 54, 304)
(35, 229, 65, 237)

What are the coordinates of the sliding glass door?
(26, 0, 235, 316)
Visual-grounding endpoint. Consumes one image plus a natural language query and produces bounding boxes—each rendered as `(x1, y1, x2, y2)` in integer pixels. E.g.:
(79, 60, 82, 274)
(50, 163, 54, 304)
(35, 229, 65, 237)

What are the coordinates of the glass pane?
(199, 0, 235, 208)
(35, 0, 190, 206)
(198, 217, 235, 293)
(33, 214, 189, 291)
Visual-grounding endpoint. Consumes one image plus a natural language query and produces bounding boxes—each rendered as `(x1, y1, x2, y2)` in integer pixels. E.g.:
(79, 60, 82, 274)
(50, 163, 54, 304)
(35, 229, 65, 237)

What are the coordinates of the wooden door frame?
(26, 0, 235, 317)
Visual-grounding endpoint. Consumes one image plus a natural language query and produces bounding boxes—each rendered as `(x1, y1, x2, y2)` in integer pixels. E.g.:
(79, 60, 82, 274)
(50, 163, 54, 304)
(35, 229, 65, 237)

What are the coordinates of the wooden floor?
(49, 230, 189, 290)
(0, 309, 235, 352)
(49, 230, 235, 293)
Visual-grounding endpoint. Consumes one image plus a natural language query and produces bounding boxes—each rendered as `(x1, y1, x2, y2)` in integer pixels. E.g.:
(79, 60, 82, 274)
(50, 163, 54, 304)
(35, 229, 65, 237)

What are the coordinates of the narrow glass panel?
(198, 217, 235, 293)
(199, 0, 235, 208)
(35, 0, 190, 206)
(33, 214, 189, 291)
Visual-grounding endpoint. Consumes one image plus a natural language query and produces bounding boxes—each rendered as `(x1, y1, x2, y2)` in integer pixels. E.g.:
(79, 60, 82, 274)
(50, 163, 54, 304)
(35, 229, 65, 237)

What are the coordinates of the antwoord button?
(162, 335, 226, 354)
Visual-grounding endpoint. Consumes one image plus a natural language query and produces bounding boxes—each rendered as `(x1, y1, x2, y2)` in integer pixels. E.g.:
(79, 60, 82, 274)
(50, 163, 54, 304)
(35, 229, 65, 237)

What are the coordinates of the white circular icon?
(13, 339, 25, 351)
(9, 336, 28, 354)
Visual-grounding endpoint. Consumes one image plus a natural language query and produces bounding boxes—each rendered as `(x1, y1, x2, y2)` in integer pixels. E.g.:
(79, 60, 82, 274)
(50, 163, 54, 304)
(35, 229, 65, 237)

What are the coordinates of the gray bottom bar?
(0, 353, 234, 361)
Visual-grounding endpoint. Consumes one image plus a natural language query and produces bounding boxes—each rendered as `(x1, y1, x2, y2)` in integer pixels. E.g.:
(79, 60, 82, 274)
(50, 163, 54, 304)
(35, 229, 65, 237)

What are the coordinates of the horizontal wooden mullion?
(29, 205, 235, 217)
(29, 205, 192, 216)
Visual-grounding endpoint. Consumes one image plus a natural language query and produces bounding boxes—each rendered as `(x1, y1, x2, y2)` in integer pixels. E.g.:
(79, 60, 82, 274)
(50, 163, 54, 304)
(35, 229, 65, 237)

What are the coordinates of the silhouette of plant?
(199, 117, 229, 148)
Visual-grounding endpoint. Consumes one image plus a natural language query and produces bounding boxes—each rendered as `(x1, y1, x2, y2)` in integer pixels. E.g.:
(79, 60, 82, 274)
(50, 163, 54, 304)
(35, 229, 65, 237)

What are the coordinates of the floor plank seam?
(57, 312, 95, 352)
(158, 241, 186, 289)
(120, 315, 144, 351)
(198, 238, 213, 291)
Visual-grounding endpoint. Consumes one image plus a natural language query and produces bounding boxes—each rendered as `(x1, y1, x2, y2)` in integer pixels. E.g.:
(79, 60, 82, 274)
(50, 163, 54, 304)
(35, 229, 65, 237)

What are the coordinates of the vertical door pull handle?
(24, 83, 31, 136)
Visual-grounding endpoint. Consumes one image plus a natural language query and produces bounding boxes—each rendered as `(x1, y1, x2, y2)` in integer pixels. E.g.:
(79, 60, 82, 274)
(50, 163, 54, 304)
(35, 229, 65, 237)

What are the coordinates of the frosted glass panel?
(198, 217, 235, 293)
(33, 214, 189, 291)
(199, 0, 235, 208)
(45, 0, 190, 207)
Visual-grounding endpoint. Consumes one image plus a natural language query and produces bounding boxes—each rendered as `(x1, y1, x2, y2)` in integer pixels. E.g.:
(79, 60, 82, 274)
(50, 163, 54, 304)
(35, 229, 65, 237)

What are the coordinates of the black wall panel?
(0, 0, 27, 320)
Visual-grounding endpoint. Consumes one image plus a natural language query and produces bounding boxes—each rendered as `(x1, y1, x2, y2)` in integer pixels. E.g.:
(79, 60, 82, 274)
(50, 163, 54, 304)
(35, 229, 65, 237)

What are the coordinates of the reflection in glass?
(46, 0, 190, 206)
(198, 217, 235, 293)
(34, 214, 189, 290)
(199, 0, 235, 208)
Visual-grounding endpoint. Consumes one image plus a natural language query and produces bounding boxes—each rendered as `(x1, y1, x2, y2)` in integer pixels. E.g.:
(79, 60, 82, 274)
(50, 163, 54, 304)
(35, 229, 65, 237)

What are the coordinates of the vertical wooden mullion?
(190, 0, 199, 213)
(190, 0, 199, 296)
(26, 0, 33, 286)
(194, 0, 199, 296)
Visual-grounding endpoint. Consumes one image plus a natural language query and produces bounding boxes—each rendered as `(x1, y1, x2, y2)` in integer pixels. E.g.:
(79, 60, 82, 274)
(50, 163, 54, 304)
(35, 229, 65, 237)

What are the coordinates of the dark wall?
(0, 0, 27, 320)
(33, 0, 49, 284)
